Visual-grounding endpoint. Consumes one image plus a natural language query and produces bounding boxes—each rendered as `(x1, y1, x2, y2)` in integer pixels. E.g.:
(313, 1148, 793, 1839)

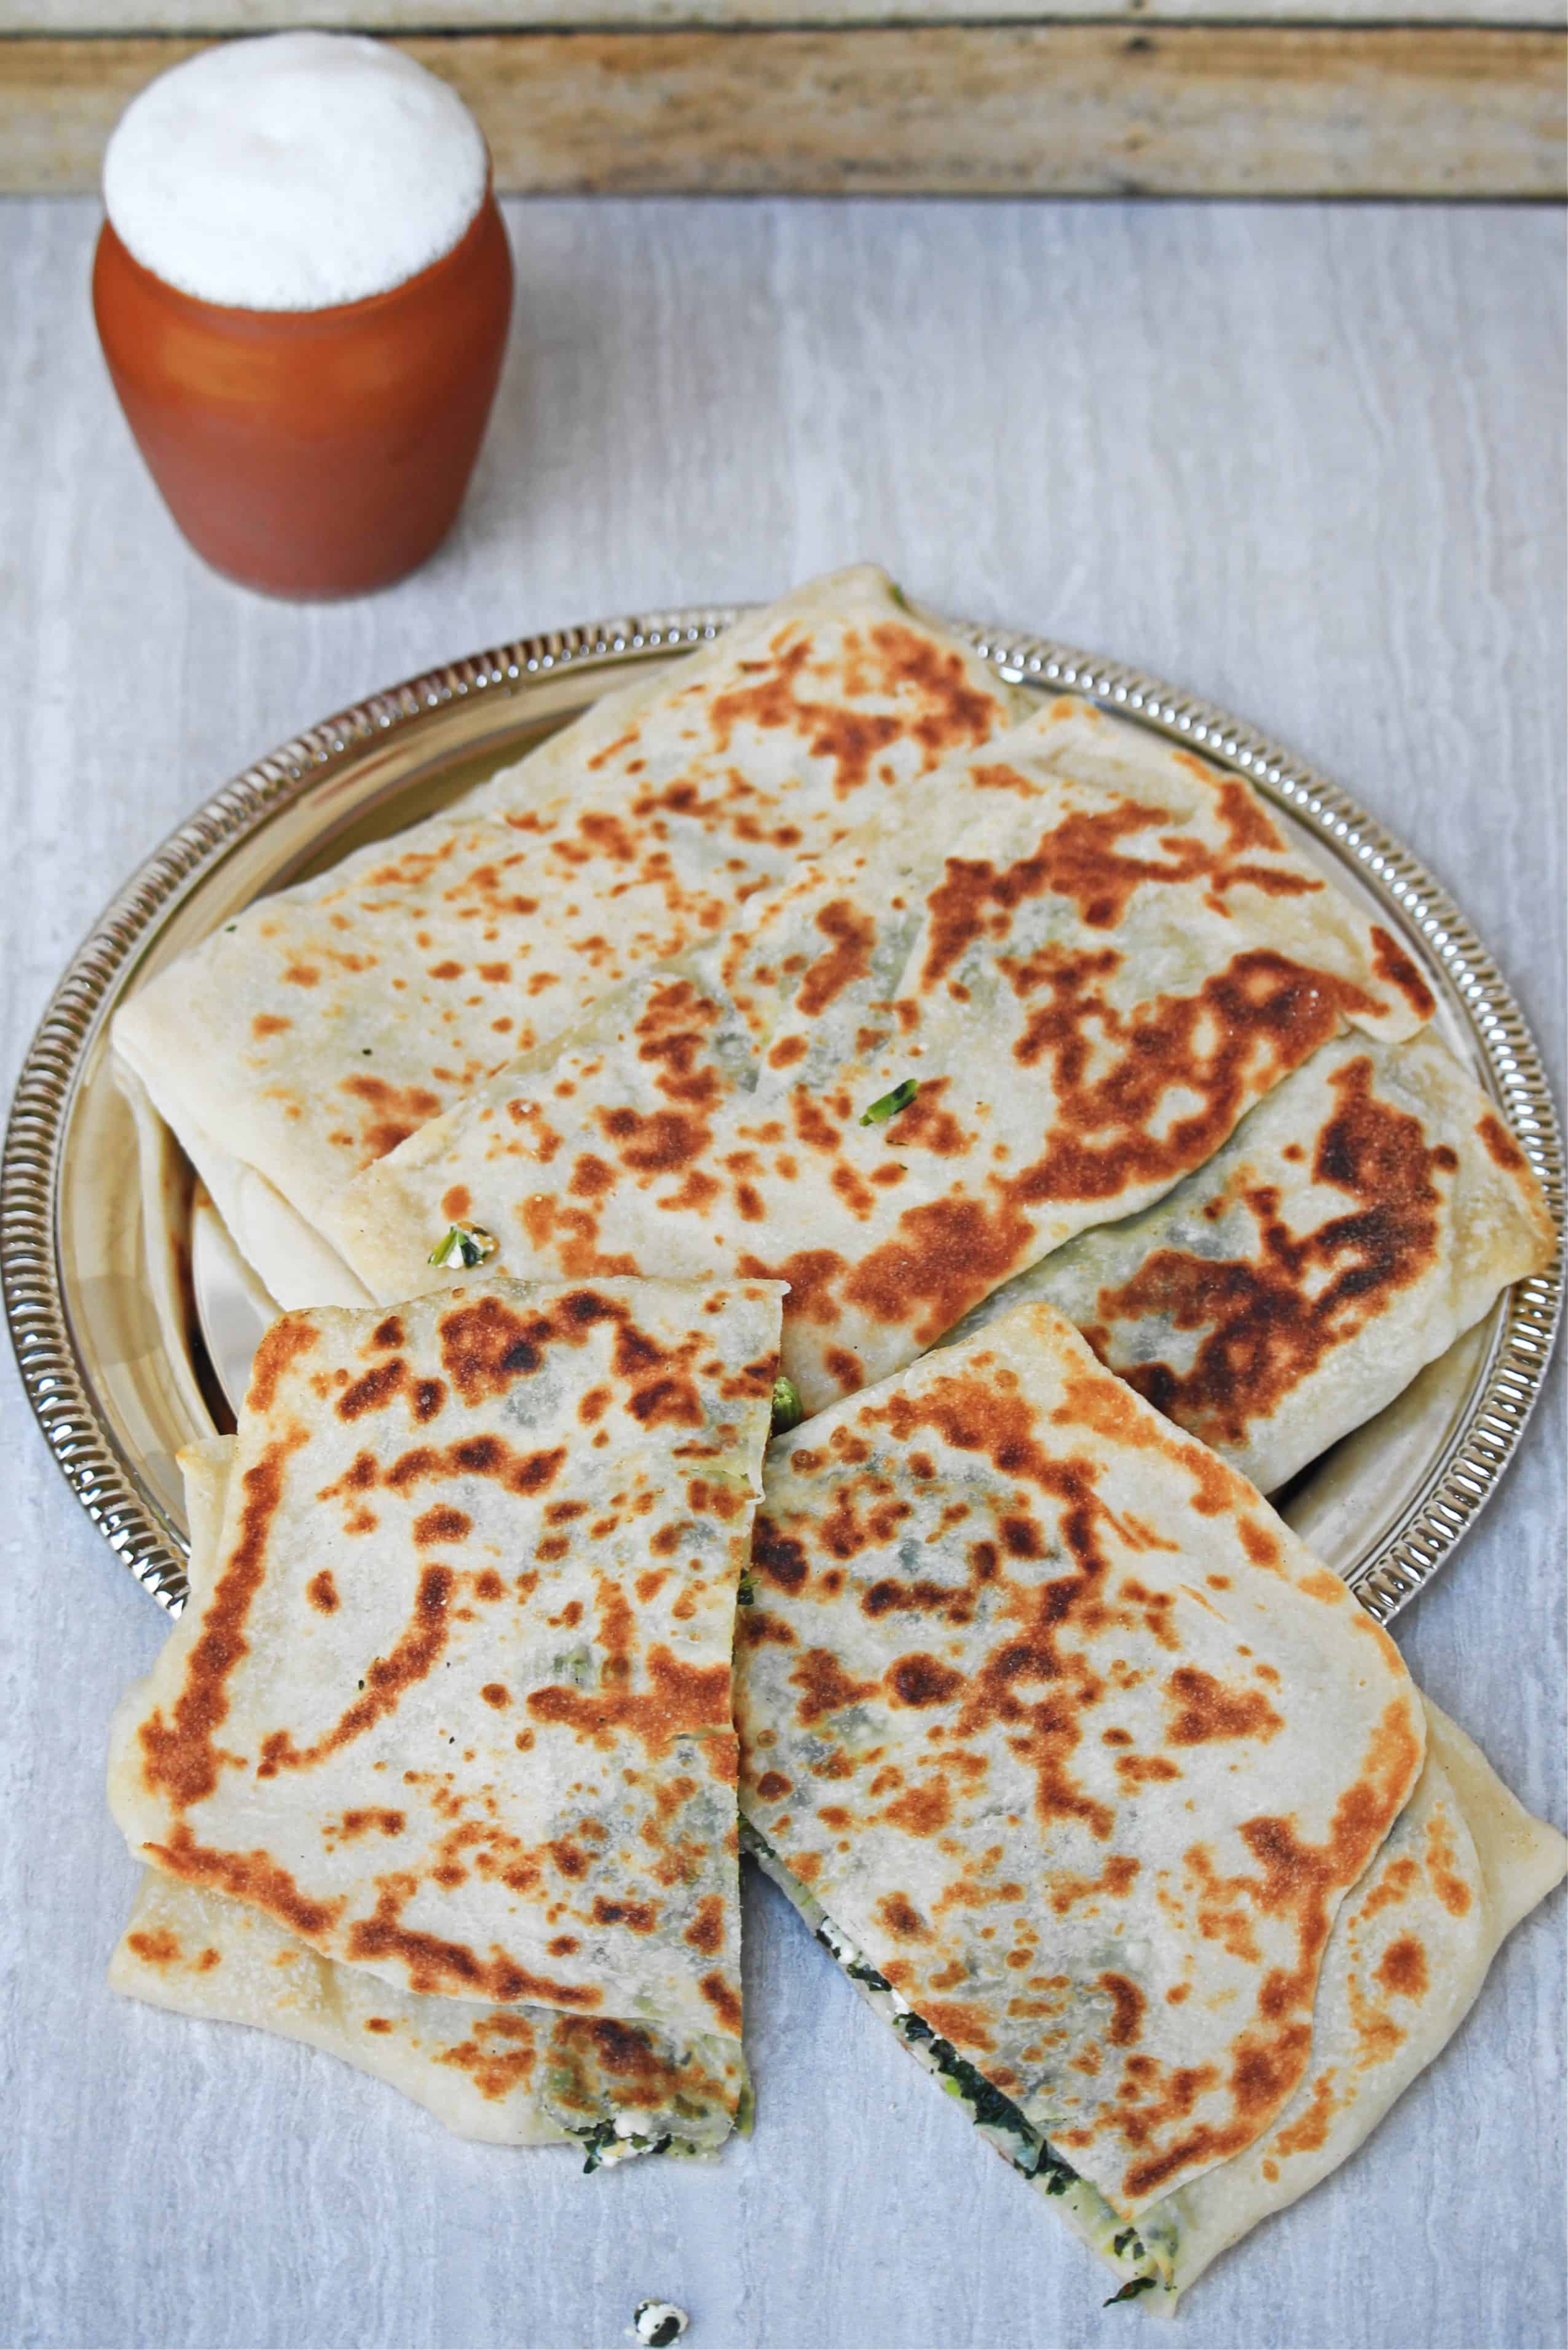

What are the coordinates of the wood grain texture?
(0, 193, 1563, 2350)
(16, 0, 1568, 25)
(2, 26, 1563, 198)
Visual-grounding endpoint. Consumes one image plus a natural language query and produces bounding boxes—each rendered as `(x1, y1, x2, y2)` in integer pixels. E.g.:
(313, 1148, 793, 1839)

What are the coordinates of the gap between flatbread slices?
(108, 1275, 783, 2167)
(733, 1301, 1566, 2309)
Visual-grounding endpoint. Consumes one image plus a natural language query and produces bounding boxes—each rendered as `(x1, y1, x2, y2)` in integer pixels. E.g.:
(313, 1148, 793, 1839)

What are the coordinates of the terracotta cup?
(92, 189, 513, 598)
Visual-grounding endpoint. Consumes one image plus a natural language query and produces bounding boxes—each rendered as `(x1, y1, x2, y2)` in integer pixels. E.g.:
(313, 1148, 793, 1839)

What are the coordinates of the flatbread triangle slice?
(109, 1276, 781, 2059)
(736, 1301, 1427, 2223)
(111, 1436, 752, 2164)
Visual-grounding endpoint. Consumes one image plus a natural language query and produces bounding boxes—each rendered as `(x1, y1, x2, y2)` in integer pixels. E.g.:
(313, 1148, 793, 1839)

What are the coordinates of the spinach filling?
(567, 2119, 677, 2174)
(742, 1818, 1174, 2306)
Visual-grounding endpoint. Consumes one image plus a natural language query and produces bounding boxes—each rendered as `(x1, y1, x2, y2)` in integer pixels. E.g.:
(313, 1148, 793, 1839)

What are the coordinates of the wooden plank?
(1, 27, 1561, 199)
(16, 0, 1568, 28)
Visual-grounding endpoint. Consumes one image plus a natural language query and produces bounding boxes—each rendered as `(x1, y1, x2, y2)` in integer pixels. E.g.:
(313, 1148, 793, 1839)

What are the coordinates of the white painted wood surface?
(0, 194, 1562, 2350)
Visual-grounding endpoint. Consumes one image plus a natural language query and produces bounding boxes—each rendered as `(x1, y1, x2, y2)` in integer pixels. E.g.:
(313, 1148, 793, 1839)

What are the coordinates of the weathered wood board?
(14, 0, 1568, 22)
(1, 25, 1562, 197)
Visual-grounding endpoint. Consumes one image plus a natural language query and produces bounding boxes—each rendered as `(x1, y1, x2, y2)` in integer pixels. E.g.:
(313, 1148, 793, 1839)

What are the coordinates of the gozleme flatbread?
(748, 1694, 1564, 2306)
(1157, 1696, 1566, 2297)
(111, 1438, 748, 2162)
(734, 1303, 1427, 2234)
(949, 1029, 1555, 1493)
(111, 567, 1019, 1306)
(338, 696, 1435, 1413)
(108, 1276, 782, 2076)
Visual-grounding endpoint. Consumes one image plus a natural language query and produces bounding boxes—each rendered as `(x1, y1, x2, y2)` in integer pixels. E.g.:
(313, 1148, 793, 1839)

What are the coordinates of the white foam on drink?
(103, 33, 489, 312)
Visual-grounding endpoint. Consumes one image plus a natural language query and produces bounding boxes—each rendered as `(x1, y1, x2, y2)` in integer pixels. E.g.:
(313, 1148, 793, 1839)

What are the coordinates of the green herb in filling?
(771, 1375, 804, 1435)
(427, 1221, 498, 1270)
(1104, 2277, 1159, 2306)
(571, 2119, 676, 2174)
(860, 1078, 919, 1127)
(743, 1818, 1175, 2303)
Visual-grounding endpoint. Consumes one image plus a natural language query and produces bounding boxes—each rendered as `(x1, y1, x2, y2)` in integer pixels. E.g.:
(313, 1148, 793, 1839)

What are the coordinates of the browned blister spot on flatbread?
(889, 1079, 971, 1159)
(438, 1293, 556, 1403)
(1269, 2068, 1339, 2162)
(877, 1892, 932, 1940)
(1164, 1667, 1283, 1746)
(845, 1196, 1038, 1349)
(790, 1648, 878, 1726)
(1475, 1110, 1528, 1173)
(697, 1970, 744, 2031)
(739, 1247, 847, 1328)
(147, 1824, 347, 1941)
(1374, 1934, 1429, 2001)
(923, 1999, 995, 2051)
(592, 1896, 660, 1933)
(1046, 1854, 1140, 1915)
(138, 1433, 305, 1810)
(752, 1518, 811, 1595)
(435, 2010, 541, 2100)
(246, 1318, 319, 1416)
(414, 1505, 471, 1545)
(705, 621, 995, 805)
(1369, 926, 1436, 1023)
(340, 1071, 444, 1161)
(1354, 1853, 1420, 1922)
(922, 795, 1318, 970)
(346, 1879, 604, 2006)
(884, 1653, 966, 1708)
(1004, 950, 1372, 1205)
(526, 1579, 734, 1759)
(256, 1564, 454, 1776)
(1098, 1972, 1146, 2047)
(337, 1358, 408, 1421)
(336, 1808, 406, 1840)
(1087, 1055, 1462, 1453)
(684, 1894, 725, 1954)
(125, 1928, 183, 1968)
(1423, 1805, 1474, 1918)
(797, 901, 877, 1016)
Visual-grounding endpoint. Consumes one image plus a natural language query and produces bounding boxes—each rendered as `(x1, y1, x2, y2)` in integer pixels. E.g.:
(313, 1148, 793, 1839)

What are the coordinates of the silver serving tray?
(3, 608, 1561, 1627)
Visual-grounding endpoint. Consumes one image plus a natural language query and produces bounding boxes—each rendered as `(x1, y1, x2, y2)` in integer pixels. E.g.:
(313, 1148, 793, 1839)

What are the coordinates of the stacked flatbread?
(336, 692, 1453, 1417)
(101, 571, 1562, 2303)
(109, 1275, 782, 2161)
(113, 573, 1551, 1504)
(735, 1303, 1566, 2305)
(112, 567, 1021, 1308)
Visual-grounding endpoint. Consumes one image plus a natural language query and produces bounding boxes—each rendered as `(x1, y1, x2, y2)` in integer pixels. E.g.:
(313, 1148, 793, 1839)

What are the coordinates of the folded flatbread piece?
(735, 1301, 1428, 2231)
(339, 696, 1436, 1413)
(748, 1692, 1564, 2305)
(108, 1277, 781, 2116)
(111, 567, 1019, 1306)
(111, 1437, 750, 2160)
(950, 1029, 1556, 1493)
